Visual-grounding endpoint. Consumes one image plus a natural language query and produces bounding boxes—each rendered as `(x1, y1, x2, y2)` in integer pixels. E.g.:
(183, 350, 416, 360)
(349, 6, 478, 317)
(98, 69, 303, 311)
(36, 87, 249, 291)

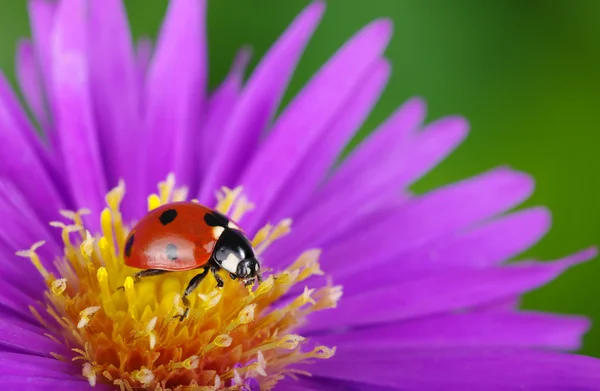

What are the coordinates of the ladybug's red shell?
(123, 202, 228, 271)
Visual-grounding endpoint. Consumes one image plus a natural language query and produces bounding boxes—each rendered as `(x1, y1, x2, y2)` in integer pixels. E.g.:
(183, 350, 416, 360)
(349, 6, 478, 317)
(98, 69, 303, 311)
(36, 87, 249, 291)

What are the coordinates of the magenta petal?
(318, 115, 468, 208)
(290, 116, 467, 245)
(335, 206, 551, 285)
(0, 78, 65, 224)
(240, 20, 393, 232)
(269, 59, 391, 222)
(304, 348, 600, 390)
(296, 167, 534, 273)
(88, 0, 143, 215)
(315, 312, 589, 351)
(15, 40, 48, 128)
(51, 0, 107, 219)
(1, 376, 108, 391)
(27, 0, 56, 133)
(198, 1, 325, 203)
(274, 377, 349, 391)
(135, 37, 152, 96)
(326, 96, 426, 182)
(144, 0, 207, 193)
(0, 352, 76, 378)
(263, 97, 426, 262)
(198, 48, 251, 174)
(0, 183, 60, 260)
(0, 321, 62, 357)
(302, 249, 596, 332)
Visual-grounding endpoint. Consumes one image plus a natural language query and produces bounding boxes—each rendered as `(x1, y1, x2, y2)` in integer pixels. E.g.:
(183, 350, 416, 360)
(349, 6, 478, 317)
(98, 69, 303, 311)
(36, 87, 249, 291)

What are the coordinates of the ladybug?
(122, 202, 261, 319)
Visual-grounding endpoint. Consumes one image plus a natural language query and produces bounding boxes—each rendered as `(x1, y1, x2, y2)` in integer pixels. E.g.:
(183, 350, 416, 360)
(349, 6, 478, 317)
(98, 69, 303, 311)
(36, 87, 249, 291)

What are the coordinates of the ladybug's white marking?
(212, 226, 225, 240)
(228, 220, 240, 230)
(222, 253, 241, 274)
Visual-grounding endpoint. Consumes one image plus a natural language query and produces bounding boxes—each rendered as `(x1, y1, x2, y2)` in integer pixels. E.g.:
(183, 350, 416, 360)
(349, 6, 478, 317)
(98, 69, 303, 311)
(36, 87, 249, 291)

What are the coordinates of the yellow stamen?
(147, 194, 161, 211)
(100, 208, 117, 260)
(256, 218, 292, 255)
(77, 306, 101, 329)
(60, 208, 91, 239)
(21, 175, 338, 390)
(80, 230, 94, 263)
(215, 186, 243, 215)
(96, 267, 116, 314)
(123, 276, 137, 319)
(197, 289, 222, 310)
(135, 368, 155, 387)
(83, 362, 97, 387)
(16, 240, 50, 280)
(51, 278, 67, 296)
(158, 173, 176, 204)
(230, 195, 255, 222)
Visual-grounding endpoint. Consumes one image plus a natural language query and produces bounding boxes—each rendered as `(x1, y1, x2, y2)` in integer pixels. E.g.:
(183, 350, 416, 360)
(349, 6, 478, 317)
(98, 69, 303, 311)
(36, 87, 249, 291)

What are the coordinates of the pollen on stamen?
(19, 174, 340, 390)
(51, 278, 67, 296)
(83, 362, 97, 387)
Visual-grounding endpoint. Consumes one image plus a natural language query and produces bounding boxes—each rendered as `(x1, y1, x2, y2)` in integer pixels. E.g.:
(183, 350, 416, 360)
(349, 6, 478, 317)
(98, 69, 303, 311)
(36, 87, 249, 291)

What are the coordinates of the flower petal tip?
(301, 0, 327, 24)
(405, 96, 428, 113)
(367, 18, 394, 43)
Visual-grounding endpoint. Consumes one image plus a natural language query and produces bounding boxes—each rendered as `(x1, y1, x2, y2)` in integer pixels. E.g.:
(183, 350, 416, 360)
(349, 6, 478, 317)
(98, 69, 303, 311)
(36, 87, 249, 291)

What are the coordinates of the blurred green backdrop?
(0, 0, 598, 355)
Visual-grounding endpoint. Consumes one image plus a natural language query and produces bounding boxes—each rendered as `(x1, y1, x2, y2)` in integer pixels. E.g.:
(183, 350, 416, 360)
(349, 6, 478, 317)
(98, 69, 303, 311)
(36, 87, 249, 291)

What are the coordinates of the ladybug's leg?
(180, 267, 209, 306)
(134, 269, 169, 281)
(210, 266, 224, 288)
(117, 269, 169, 291)
(175, 267, 210, 321)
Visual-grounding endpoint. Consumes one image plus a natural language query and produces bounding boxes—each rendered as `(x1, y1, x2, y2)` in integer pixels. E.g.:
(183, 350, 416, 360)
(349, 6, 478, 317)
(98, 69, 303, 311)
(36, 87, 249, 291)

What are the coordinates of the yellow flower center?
(17, 175, 340, 390)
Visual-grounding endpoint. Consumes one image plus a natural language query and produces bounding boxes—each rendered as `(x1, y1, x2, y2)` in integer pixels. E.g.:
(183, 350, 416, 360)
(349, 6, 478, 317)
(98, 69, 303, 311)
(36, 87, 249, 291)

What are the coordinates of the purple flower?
(1, 0, 600, 390)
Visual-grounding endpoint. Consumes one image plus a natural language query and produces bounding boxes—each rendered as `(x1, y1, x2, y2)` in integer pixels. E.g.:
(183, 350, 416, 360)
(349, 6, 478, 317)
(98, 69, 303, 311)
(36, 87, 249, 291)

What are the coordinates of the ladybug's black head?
(214, 228, 262, 284)
(236, 257, 261, 285)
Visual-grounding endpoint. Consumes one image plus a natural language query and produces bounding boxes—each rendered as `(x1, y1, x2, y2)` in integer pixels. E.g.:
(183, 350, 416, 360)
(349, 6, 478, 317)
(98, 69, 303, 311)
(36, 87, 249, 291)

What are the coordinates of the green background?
(0, 1, 598, 355)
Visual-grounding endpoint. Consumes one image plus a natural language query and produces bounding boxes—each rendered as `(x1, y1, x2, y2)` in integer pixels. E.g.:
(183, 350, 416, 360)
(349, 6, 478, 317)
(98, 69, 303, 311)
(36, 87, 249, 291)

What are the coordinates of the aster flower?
(1, 0, 600, 390)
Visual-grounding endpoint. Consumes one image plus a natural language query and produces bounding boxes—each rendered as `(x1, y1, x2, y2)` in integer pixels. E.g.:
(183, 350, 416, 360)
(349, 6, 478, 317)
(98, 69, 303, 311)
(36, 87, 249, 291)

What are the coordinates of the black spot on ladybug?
(166, 243, 178, 261)
(159, 209, 178, 225)
(124, 234, 134, 258)
(204, 211, 229, 227)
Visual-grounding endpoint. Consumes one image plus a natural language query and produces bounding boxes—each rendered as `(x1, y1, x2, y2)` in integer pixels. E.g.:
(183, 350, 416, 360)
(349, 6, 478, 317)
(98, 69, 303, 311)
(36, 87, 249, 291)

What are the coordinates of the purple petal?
(275, 377, 354, 391)
(198, 1, 325, 203)
(51, 0, 107, 220)
(335, 206, 551, 285)
(0, 321, 63, 357)
(288, 115, 467, 246)
(0, 67, 72, 208)
(269, 167, 534, 271)
(144, 0, 206, 192)
(302, 248, 596, 332)
(135, 38, 153, 91)
(240, 19, 393, 232)
(321, 167, 533, 269)
(318, 111, 463, 208)
(304, 348, 600, 390)
(326, 96, 426, 179)
(0, 183, 61, 264)
(0, 352, 77, 378)
(15, 39, 48, 128)
(0, 287, 40, 323)
(269, 59, 391, 221)
(198, 48, 251, 173)
(263, 97, 426, 261)
(27, 0, 56, 139)
(476, 296, 521, 312)
(314, 312, 589, 351)
(2, 376, 108, 391)
(88, 0, 144, 218)
(0, 75, 65, 224)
